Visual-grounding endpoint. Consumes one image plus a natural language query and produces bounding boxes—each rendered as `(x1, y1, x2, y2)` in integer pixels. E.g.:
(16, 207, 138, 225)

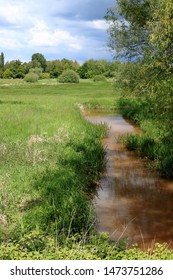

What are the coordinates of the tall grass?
(119, 97, 173, 177)
(0, 81, 114, 242)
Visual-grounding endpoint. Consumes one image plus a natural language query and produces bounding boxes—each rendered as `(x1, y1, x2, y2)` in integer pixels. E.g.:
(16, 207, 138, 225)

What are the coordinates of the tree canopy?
(106, 0, 173, 177)
(105, 0, 151, 60)
(31, 53, 47, 72)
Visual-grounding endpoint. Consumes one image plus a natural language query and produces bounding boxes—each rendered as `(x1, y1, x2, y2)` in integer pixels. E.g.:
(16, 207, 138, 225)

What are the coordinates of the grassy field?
(0, 79, 172, 260)
(0, 80, 114, 252)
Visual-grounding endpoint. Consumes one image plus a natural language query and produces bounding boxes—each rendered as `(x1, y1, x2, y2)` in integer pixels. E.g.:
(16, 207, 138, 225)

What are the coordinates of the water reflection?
(86, 112, 173, 248)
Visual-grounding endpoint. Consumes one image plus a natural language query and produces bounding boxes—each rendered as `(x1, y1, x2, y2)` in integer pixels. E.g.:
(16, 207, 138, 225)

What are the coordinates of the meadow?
(0, 79, 172, 259)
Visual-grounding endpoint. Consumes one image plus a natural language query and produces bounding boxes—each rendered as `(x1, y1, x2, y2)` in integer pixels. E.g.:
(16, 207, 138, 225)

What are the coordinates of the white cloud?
(0, 3, 22, 25)
(28, 20, 82, 50)
(87, 20, 108, 30)
(0, 0, 115, 62)
(0, 29, 24, 49)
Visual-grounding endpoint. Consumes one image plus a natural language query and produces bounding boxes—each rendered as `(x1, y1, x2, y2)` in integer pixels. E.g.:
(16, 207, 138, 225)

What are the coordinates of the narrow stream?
(86, 111, 173, 249)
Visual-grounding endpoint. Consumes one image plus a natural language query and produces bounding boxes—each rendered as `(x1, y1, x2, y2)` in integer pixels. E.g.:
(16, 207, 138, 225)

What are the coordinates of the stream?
(86, 111, 173, 249)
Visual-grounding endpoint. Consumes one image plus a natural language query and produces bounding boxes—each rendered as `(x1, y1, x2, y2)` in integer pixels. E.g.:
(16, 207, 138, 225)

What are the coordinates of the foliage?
(93, 75, 107, 82)
(24, 73, 39, 83)
(113, 62, 144, 93)
(147, 0, 173, 71)
(46, 60, 64, 78)
(0, 52, 4, 74)
(78, 59, 109, 79)
(78, 60, 123, 79)
(105, 0, 151, 59)
(46, 59, 79, 78)
(2, 69, 13, 79)
(29, 67, 43, 79)
(107, 0, 173, 177)
(3, 60, 27, 78)
(0, 230, 172, 260)
(58, 69, 80, 83)
(119, 97, 173, 177)
(0, 52, 121, 81)
(31, 53, 47, 72)
(39, 72, 50, 79)
(61, 58, 80, 73)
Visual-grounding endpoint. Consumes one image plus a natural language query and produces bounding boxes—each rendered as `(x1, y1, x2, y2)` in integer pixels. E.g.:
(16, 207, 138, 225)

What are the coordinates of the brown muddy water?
(85, 111, 173, 249)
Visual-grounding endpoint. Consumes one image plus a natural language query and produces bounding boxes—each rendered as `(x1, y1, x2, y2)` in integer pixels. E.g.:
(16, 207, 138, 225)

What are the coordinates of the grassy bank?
(1, 81, 116, 239)
(118, 96, 173, 178)
(0, 80, 115, 258)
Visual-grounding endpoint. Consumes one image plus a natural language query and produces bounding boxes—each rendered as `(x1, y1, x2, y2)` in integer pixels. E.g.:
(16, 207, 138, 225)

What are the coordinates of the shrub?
(0, 230, 173, 260)
(39, 72, 50, 79)
(29, 67, 43, 79)
(24, 73, 39, 83)
(93, 75, 107, 82)
(58, 70, 79, 83)
(3, 69, 13, 79)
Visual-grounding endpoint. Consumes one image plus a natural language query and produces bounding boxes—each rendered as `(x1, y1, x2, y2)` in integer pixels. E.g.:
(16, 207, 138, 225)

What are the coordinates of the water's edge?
(85, 111, 173, 249)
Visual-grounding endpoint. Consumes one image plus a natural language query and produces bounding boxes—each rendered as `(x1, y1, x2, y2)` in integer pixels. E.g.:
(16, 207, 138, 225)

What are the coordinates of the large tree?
(106, 0, 173, 79)
(0, 52, 4, 70)
(4, 60, 26, 78)
(147, 0, 173, 72)
(107, 0, 173, 125)
(31, 53, 47, 72)
(105, 0, 151, 60)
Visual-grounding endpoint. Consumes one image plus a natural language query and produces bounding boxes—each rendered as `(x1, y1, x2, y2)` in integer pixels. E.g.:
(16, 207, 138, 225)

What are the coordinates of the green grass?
(119, 97, 173, 177)
(0, 79, 116, 242)
(0, 79, 172, 259)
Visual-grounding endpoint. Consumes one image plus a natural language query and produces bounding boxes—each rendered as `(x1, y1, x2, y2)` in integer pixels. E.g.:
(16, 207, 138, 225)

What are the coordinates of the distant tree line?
(0, 52, 122, 80)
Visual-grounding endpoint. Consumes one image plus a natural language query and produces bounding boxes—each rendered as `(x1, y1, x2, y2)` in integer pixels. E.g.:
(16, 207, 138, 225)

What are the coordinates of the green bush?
(58, 70, 79, 83)
(93, 75, 107, 82)
(29, 67, 43, 78)
(24, 73, 38, 83)
(39, 72, 50, 79)
(119, 96, 173, 177)
(0, 230, 172, 260)
(3, 69, 13, 79)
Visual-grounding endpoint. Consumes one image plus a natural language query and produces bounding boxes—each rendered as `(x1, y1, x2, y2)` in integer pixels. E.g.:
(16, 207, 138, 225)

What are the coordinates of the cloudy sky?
(0, 0, 115, 63)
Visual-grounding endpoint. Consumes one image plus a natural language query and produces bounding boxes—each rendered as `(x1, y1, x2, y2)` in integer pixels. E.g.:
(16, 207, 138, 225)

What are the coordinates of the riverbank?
(118, 97, 173, 178)
(0, 81, 109, 242)
(85, 111, 173, 249)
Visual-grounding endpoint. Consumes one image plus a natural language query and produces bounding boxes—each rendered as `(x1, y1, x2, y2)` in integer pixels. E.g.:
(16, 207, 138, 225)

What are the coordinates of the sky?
(0, 0, 115, 64)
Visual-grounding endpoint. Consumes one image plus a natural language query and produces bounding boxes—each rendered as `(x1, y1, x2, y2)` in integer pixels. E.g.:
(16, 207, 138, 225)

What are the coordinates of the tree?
(29, 67, 43, 78)
(0, 52, 4, 77)
(0, 52, 4, 70)
(78, 59, 108, 79)
(144, 0, 173, 121)
(147, 0, 173, 72)
(105, 0, 151, 60)
(58, 69, 79, 83)
(46, 59, 80, 78)
(31, 53, 47, 72)
(106, 0, 173, 177)
(3, 69, 13, 79)
(46, 60, 62, 78)
(4, 60, 25, 78)
(24, 73, 38, 83)
(106, 0, 173, 119)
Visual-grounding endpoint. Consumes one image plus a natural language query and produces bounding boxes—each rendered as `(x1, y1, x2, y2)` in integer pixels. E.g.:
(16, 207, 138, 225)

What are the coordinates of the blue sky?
(0, 0, 115, 63)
